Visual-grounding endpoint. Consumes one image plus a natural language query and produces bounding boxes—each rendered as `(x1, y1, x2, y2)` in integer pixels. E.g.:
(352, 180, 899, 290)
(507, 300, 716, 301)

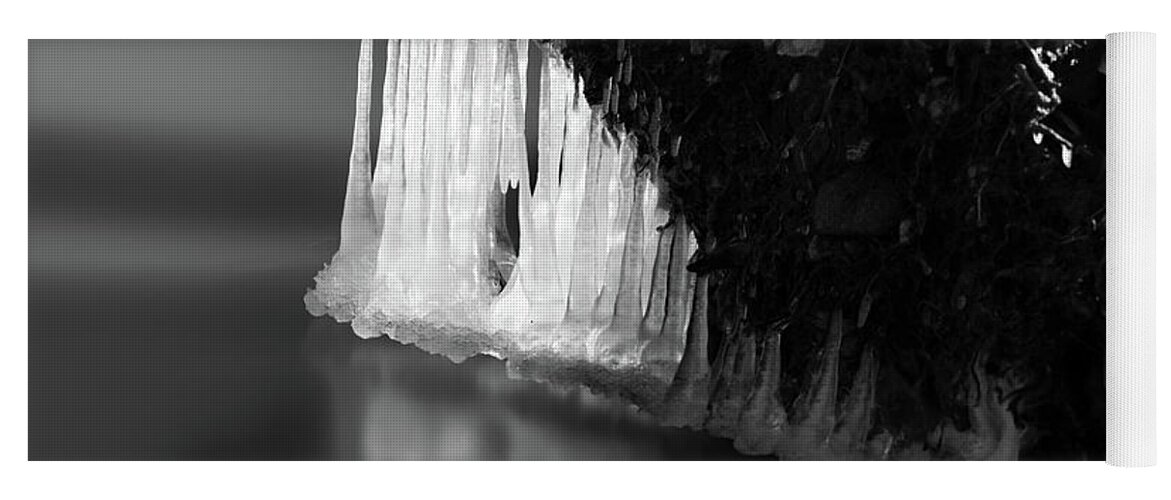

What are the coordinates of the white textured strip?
(1106, 32, 1156, 467)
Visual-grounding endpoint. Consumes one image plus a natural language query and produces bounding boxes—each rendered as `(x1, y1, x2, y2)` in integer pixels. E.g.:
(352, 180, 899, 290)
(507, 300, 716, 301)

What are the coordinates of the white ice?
(308, 40, 695, 369)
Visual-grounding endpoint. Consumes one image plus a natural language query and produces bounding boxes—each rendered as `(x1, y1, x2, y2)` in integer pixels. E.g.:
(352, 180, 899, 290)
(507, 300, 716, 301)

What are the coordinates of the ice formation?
(306, 40, 1027, 460)
(305, 39, 695, 376)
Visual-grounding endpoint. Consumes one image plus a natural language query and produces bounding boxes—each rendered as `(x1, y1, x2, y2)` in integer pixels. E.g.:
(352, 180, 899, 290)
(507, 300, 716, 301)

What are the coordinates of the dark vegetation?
(559, 39, 1105, 459)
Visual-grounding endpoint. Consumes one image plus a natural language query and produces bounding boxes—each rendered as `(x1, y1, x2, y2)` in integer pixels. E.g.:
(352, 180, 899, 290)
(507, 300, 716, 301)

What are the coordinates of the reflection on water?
(305, 318, 757, 460)
(28, 267, 757, 460)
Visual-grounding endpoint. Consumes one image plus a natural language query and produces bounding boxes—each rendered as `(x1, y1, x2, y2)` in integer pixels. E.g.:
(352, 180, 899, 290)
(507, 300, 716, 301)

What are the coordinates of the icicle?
(444, 39, 487, 307)
(642, 214, 694, 365)
(681, 227, 700, 331)
(515, 39, 529, 120)
(708, 333, 756, 436)
(366, 40, 411, 323)
(623, 51, 633, 85)
(553, 77, 589, 307)
(337, 39, 378, 259)
(649, 96, 662, 152)
(564, 108, 606, 326)
(595, 157, 647, 363)
(735, 331, 787, 455)
(524, 47, 571, 326)
(833, 346, 877, 449)
(640, 97, 667, 319)
(499, 40, 526, 193)
(466, 41, 514, 294)
(371, 40, 401, 228)
(638, 216, 674, 344)
(639, 178, 668, 316)
(610, 84, 621, 116)
(797, 308, 844, 441)
(374, 40, 410, 281)
(461, 39, 493, 287)
(447, 40, 472, 173)
(556, 79, 591, 316)
(391, 39, 430, 315)
(490, 41, 536, 335)
(414, 40, 453, 312)
(591, 130, 632, 333)
(658, 269, 712, 428)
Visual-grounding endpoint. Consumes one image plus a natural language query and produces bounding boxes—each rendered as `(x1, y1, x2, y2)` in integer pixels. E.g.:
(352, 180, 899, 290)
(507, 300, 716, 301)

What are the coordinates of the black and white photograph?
(29, 37, 1111, 463)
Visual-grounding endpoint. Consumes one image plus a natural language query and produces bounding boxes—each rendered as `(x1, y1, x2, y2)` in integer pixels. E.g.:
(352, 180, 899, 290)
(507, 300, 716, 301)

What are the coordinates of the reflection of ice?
(304, 318, 750, 460)
(305, 40, 695, 372)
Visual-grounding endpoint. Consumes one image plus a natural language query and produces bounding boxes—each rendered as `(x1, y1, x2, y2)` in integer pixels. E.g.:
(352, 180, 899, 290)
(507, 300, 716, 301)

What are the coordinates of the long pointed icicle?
(498, 40, 529, 209)
(639, 179, 667, 316)
(638, 130, 673, 340)
(708, 332, 756, 436)
(374, 41, 410, 288)
(564, 108, 605, 327)
(527, 47, 570, 326)
(638, 219, 674, 343)
(642, 214, 693, 365)
(591, 130, 633, 337)
(735, 330, 787, 455)
(445, 39, 486, 306)
(496, 39, 526, 238)
(371, 40, 401, 228)
(337, 39, 378, 259)
(555, 77, 590, 311)
(468, 42, 514, 294)
(833, 346, 878, 450)
(365, 39, 409, 329)
(799, 308, 845, 442)
(499, 40, 525, 193)
(491, 41, 536, 335)
(658, 269, 711, 428)
(418, 40, 453, 310)
(448, 40, 473, 176)
(596, 162, 646, 362)
(392, 39, 430, 316)
(556, 82, 591, 326)
(516, 39, 529, 120)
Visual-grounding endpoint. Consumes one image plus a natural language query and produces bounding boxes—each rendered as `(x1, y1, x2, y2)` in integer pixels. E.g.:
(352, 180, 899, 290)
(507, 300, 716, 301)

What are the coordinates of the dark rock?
(687, 239, 752, 274)
(812, 169, 903, 236)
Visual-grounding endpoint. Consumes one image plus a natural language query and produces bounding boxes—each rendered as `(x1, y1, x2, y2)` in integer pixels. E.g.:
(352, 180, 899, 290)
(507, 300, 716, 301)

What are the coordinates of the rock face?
(812, 169, 902, 236)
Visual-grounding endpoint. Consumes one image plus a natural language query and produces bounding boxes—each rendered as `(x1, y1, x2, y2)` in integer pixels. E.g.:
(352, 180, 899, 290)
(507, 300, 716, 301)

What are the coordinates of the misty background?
(30, 39, 361, 459)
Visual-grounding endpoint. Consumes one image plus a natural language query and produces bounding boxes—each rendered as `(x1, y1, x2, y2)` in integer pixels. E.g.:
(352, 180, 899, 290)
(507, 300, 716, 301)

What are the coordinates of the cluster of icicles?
(305, 40, 1028, 459)
(305, 39, 696, 369)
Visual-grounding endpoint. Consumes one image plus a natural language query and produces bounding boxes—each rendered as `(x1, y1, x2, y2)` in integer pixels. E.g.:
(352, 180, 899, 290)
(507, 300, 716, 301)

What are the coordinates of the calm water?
(28, 239, 754, 460)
